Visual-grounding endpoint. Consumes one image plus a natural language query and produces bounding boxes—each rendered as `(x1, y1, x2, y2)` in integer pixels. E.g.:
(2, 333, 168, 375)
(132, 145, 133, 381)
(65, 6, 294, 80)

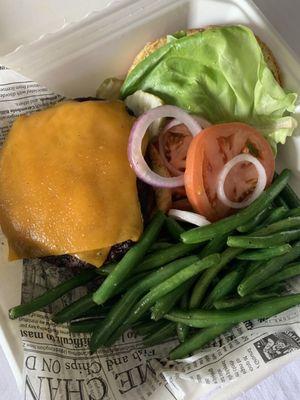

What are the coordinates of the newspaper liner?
(1, 67, 300, 400)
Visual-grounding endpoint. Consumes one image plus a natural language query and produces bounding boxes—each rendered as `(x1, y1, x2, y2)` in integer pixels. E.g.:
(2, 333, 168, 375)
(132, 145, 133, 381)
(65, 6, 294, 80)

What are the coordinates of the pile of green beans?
(90, 255, 199, 351)
(8, 169, 300, 360)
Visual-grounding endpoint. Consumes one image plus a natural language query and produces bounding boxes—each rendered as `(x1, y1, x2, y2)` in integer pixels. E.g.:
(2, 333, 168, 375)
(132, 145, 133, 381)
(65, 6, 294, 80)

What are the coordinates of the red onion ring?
(217, 154, 267, 209)
(128, 105, 202, 188)
(168, 209, 211, 226)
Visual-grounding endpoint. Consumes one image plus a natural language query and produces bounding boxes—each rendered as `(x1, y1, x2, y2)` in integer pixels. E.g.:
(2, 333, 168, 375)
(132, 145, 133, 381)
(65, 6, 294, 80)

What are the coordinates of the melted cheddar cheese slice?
(74, 247, 111, 267)
(0, 100, 142, 265)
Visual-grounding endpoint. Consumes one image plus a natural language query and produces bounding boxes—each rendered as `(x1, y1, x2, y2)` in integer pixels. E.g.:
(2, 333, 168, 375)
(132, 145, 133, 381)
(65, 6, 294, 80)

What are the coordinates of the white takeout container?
(0, 0, 300, 398)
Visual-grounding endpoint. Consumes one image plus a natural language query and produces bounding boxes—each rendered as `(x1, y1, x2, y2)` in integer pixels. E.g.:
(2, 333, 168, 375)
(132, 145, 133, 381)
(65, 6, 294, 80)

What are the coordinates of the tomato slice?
(159, 123, 193, 176)
(172, 198, 193, 211)
(158, 123, 193, 208)
(184, 123, 275, 221)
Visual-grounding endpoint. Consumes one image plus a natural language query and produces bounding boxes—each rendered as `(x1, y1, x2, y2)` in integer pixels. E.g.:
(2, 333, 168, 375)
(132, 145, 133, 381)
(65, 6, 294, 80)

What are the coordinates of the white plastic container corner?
(0, 0, 300, 398)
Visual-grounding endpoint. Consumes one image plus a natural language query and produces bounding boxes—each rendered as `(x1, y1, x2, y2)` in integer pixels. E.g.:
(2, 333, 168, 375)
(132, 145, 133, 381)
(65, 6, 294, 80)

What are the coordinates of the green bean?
(148, 242, 173, 252)
(117, 271, 152, 294)
(143, 322, 176, 346)
(202, 264, 246, 309)
(90, 255, 198, 351)
(252, 216, 300, 236)
(138, 242, 199, 272)
(77, 303, 113, 318)
(177, 276, 207, 340)
(238, 241, 300, 296)
(177, 292, 189, 343)
(237, 206, 273, 233)
(96, 262, 118, 276)
(104, 271, 150, 297)
(274, 195, 289, 209)
(181, 170, 291, 244)
(103, 321, 130, 346)
(280, 180, 300, 208)
(103, 329, 121, 347)
(213, 291, 283, 310)
(166, 293, 300, 328)
(286, 208, 300, 218)
(256, 262, 300, 290)
(69, 319, 103, 333)
(244, 261, 264, 278)
(92, 211, 165, 305)
(261, 281, 285, 293)
(267, 282, 287, 292)
(189, 284, 281, 311)
(165, 217, 185, 241)
(228, 229, 300, 249)
(124, 254, 220, 326)
(151, 279, 194, 321)
(134, 320, 166, 337)
(177, 324, 189, 344)
(211, 276, 221, 287)
(169, 324, 233, 360)
(199, 234, 228, 258)
(189, 273, 217, 310)
(236, 244, 291, 260)
(52, 293, 95, 323)
(119, 272, 151, 291)
(9, 269, 98, 319)
(256, 207, 288, 228)
(189, 247, 243, 309)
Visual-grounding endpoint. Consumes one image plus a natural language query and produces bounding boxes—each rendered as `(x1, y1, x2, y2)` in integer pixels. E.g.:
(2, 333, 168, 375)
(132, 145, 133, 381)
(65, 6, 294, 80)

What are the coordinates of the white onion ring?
(158, 116, 211, 177)
(168, 209, 211, 227)
(217, 154, 267, 209)
(163, 115, 211, 132)
(128, 105, 202, 188)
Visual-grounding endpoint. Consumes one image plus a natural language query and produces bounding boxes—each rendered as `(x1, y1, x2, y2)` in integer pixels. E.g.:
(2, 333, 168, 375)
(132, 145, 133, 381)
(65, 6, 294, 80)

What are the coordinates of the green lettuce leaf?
(166, 30, 187, 43)
(121, 25, 297, 152)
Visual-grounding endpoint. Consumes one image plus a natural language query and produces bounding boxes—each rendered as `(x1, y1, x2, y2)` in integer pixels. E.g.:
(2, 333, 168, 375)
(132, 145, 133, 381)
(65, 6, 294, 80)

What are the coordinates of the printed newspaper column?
(0, 66, 64, 144)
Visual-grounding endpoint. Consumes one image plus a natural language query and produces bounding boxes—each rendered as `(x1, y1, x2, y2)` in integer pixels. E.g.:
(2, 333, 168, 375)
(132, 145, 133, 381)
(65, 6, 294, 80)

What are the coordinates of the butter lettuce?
(121, 25, 297, 151)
